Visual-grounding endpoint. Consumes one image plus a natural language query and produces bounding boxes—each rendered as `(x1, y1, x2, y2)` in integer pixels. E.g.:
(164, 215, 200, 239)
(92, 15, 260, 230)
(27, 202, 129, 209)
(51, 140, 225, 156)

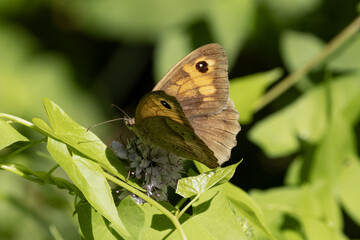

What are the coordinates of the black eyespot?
(161, 100, 171, 109)
(195, 61, 209, 73)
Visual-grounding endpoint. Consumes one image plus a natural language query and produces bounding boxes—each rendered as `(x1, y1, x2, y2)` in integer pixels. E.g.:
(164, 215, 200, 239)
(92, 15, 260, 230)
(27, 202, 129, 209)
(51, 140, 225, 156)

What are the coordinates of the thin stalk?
(255, 16, 360, 111)
(2, 138, 46, 162)
(176, 195, 200, 220)
(104, 172, 187, 240)
(0, 113, 35, 128)
(175, 197, 187, 211)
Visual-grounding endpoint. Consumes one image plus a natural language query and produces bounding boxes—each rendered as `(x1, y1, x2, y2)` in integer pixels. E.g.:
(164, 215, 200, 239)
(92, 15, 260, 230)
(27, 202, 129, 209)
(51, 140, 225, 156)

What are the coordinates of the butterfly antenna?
(86, 118, 124, 132)
(111, 104, 131, 119)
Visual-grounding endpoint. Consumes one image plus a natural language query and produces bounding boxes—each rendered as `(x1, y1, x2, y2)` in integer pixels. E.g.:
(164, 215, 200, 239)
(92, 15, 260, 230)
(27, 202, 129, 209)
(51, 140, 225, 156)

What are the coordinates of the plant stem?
(175, 197, 187, 210)
(0, 113, 35, 128)
(176, 195, 200, 220)
(2, 138, 46, 162)
(104, 172, 188, 240)
(255, 16, 360, 111)
(0, 164, 26, 177)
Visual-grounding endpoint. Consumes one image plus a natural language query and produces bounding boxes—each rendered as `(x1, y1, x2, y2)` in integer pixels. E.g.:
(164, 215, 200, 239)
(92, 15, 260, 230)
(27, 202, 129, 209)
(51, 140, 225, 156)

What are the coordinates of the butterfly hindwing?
(189, 99, 240, 165)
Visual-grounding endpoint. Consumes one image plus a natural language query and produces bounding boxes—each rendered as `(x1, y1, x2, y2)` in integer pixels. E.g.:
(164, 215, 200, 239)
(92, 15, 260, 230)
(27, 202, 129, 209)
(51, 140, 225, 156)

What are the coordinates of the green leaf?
(77, 202, 119, 240)
(284, 156, 304, 185)
(68, 0, 206, 41)
(77, 198, 147, 240)
(262, 0, 322, 22)
(337, 157, 360, 225)
(328, 32, 360, 72)
(170, 186, 248, 239)
(207, 0, 255, 64)
(230, 68, 282, 124)
(309, 116, 356, 184)
(223, 183, 275, 240)
(47, 138, 130, 238)
(176, 162, 240, 198)
(138, 202, 180, 239)
(251, 184, 344, 240)
(154, 30, 192, 81)
(249, 73, 360, 157)
(117, 196, 145, 239)
(0, 118, 28, 150)
(281, 31, 324, 71)
(33, 98, 142, 190)
(285, 112, 358, 189)
(281, 31, 324, 91)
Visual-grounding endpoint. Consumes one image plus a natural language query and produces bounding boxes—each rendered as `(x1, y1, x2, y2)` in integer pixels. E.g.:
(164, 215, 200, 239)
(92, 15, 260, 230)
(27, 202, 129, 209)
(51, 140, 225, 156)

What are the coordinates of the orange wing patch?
(198, 85, 216, 95)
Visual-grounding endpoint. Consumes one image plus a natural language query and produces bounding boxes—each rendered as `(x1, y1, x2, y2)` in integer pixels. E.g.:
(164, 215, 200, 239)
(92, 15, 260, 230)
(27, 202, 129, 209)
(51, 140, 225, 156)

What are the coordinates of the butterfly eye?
(195, 61, 209, 73)
(160, 100, 171, 109)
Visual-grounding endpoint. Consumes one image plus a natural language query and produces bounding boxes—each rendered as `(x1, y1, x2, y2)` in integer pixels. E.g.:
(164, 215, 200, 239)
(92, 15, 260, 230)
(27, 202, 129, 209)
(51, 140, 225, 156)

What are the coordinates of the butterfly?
(125, 43, 240, 168)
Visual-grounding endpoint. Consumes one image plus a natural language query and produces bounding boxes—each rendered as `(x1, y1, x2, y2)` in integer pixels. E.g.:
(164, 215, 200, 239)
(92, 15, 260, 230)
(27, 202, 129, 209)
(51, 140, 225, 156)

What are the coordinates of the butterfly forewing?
(154, 43, 229, 117)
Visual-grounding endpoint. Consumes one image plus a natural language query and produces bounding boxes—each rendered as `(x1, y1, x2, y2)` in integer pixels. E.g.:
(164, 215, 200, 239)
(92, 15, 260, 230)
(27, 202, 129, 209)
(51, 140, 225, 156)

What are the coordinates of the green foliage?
(230, 68, 283, 123)
(176, 162, 239, 198)
(1, 99, 256, 239)
(0, 118, 28, 149)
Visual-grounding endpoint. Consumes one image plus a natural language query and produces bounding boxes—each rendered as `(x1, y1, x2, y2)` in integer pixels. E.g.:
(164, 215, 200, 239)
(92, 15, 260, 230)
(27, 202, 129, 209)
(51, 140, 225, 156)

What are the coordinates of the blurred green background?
(1, 0, 360, 239)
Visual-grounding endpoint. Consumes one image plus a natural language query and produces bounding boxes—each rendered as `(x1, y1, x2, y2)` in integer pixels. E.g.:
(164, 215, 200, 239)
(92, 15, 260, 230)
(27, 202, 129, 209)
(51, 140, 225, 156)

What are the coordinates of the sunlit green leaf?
(138, 202, 179, 239)
(207, 0, 255, 64)
(230, 68, 282, 124)
(251, 184, 344, 240)
(249, 73, 360, 157)
(310, 116, 356, 184)
(223, 183, 275, 239)
(281, 31, 324, 71)
(77, 202, 119, 240)
(328, 32, 360, 71)
(154, 30, 192, 81)
(281, 31, 324, 91)
(67, 0, 205, 41)
(176, 162, 240, 198)
(337, 157, 360, 225)
(47, 138, 130, 238)
(32, 98, 142, 190)
(284, 156, 304, 185)
(262, 0, 322, 22)
(171, 186, 248, 239)
(117, 196, 145, 239)
(0, 118, 28, 150)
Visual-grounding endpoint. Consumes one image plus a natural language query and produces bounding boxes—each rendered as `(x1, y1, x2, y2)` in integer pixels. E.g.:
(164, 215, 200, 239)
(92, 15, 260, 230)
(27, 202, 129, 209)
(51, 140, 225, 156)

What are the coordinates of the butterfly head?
(124, 115, 135, 125)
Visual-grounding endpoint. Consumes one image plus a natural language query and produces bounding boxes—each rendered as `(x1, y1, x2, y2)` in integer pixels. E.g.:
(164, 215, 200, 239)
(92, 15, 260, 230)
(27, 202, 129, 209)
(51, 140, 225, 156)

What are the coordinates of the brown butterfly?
(125, 43, 240, 168)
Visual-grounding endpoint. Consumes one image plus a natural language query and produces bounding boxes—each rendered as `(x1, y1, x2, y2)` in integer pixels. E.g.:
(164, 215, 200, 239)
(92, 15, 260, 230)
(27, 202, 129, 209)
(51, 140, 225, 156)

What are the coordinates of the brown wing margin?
(188, 99, 240, 165)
